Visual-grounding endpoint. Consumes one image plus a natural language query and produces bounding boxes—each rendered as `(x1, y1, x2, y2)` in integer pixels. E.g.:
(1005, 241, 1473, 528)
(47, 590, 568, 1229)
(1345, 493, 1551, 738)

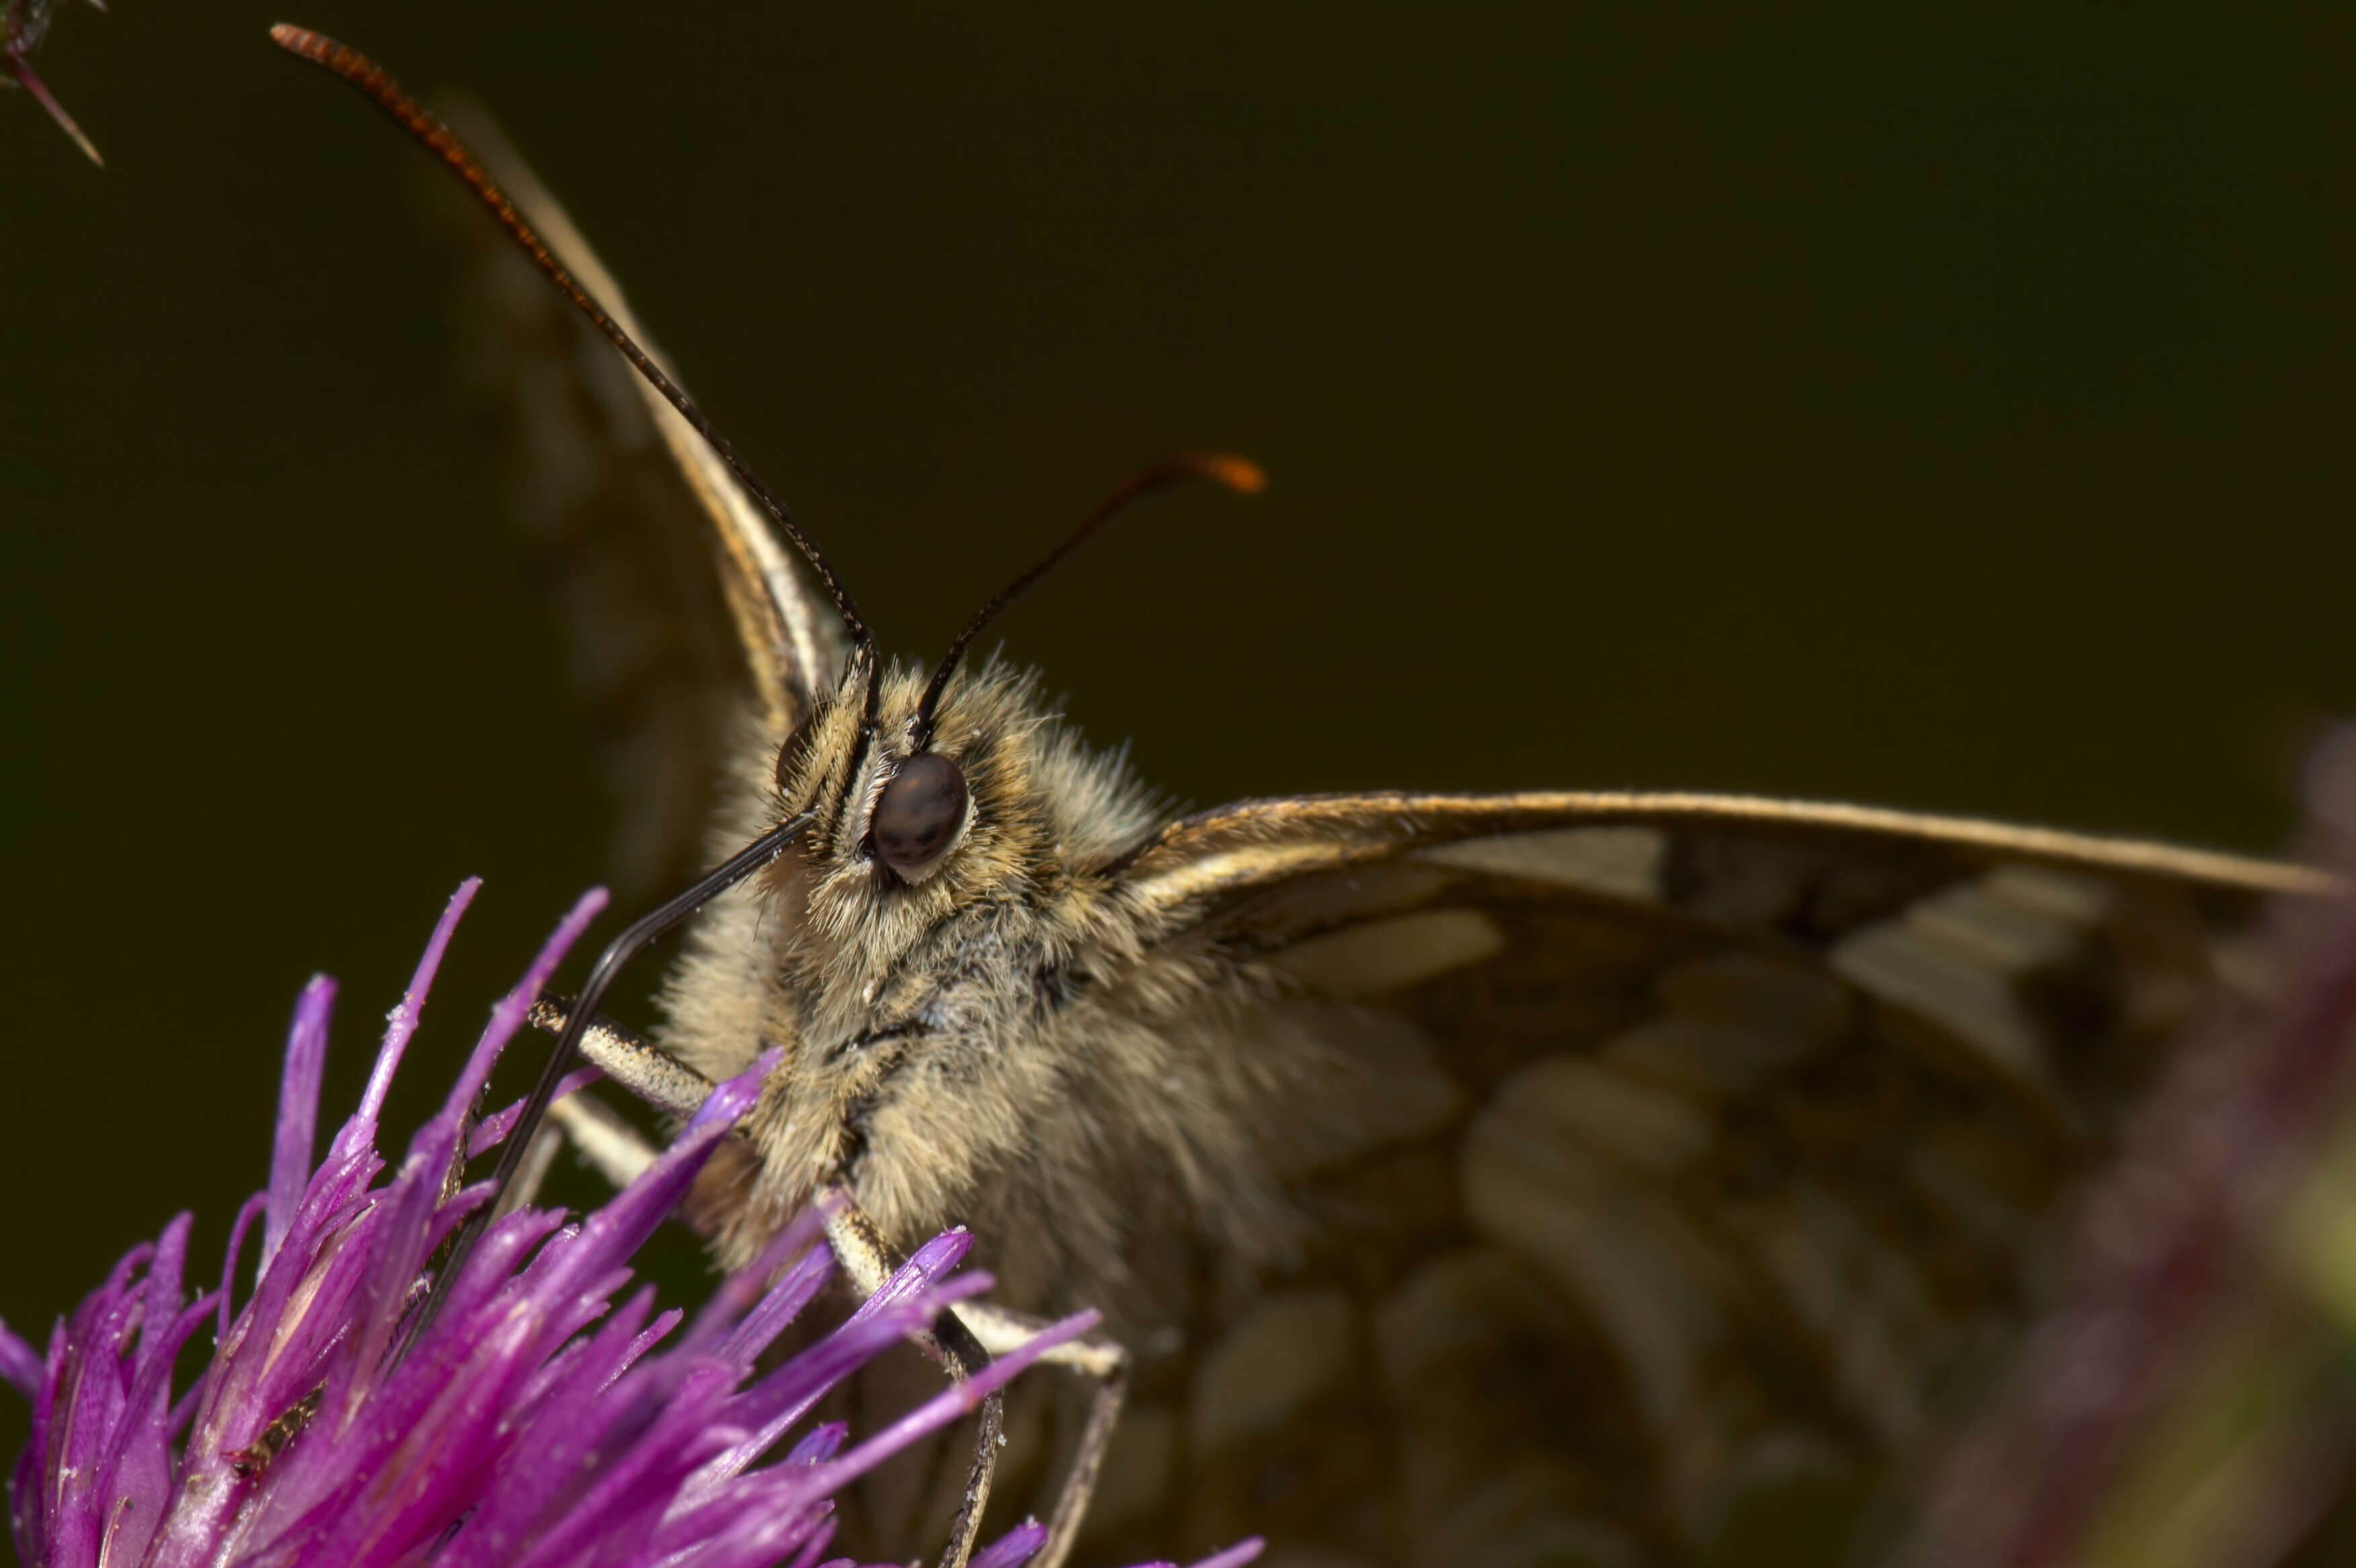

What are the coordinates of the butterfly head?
(760, 450, 1265, 927)
(765, 659, 1157, 942)
(749, 650, 1163, 1026)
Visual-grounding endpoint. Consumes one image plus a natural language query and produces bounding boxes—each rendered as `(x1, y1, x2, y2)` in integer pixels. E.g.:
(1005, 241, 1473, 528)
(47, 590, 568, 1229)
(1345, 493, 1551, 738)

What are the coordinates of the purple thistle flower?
(0, 880, 1260, 1568)
(2, 0, 102, 165)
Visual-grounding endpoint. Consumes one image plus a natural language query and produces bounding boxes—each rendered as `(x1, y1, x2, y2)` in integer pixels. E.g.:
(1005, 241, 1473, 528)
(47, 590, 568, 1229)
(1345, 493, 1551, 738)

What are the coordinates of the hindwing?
(1058, 795, 2316, 1565)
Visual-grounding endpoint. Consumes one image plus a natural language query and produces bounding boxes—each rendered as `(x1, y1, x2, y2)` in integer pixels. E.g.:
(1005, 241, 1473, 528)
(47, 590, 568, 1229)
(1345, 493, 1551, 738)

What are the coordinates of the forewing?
(440, 106, 842, 892)
(1081, 793, 2316, 1565)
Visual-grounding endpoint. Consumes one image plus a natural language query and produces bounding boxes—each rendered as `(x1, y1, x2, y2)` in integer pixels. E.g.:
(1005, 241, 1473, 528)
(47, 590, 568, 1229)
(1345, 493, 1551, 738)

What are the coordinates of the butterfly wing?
(441, 106, 842, 891)
(1070, 793, 2316, 1565)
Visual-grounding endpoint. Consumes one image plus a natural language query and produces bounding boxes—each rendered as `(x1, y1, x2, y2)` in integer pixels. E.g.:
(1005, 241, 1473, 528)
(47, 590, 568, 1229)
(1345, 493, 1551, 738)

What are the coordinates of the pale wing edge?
(450, 102, 839, 734)
(1114, 789, 2329, 916)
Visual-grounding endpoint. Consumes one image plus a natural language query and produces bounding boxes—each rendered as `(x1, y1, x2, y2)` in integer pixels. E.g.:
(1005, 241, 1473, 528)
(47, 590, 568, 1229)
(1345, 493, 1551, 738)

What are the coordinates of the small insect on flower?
(0, 879, 1259, 1568)
(2, 0, 102, 165)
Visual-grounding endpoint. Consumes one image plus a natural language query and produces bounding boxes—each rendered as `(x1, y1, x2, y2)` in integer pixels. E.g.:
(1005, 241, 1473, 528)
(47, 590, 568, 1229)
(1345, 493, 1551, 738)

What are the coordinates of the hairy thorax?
(654, 662, 1342, 1324)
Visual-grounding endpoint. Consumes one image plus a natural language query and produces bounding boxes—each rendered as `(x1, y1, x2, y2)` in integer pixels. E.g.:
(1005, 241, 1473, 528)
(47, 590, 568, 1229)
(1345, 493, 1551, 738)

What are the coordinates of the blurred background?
(5, 3, 2356, 1557)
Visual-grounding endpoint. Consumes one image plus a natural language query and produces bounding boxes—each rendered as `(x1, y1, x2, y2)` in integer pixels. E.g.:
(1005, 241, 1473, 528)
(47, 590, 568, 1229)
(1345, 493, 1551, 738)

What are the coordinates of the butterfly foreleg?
(951, 1300, 1131, 1568)
(529, 996, 713, 1118)
(821, 1183, 1007, 1568)
(524, 998, 703, 1191)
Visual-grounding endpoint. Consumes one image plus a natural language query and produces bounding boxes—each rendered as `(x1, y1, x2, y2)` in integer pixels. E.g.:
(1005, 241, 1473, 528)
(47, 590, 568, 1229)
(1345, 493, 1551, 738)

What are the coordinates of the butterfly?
(276, 28, 2328, 1568)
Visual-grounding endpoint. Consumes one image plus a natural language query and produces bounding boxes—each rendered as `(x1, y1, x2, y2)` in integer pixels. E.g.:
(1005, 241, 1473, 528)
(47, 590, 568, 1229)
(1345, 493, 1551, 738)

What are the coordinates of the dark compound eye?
(872, 752, 968, 877)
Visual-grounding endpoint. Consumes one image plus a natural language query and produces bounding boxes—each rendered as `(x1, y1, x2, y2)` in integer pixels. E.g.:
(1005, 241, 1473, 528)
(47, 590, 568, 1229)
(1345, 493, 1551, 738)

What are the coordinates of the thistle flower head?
(1, 880, 1258, 1568)
(3, 0, 102, 165)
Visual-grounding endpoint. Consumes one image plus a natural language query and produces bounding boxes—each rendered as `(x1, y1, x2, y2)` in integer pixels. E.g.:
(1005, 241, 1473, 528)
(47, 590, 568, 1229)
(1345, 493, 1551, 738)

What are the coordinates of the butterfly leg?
(545, 1091, 662, 1188)
(529, 996, 713, 1119)
(820, 1184, 1005, 1568)
(952, 1300, 1130, 1568)
(520, 999, 696, 1192)
(528, 992, 766, 1198)
(531, 1005, 1017, 1568)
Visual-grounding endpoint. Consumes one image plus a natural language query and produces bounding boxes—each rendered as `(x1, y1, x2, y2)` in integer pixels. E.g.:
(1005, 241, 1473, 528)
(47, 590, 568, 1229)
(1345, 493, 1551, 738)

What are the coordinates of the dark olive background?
(5, 3, 2356, 1557)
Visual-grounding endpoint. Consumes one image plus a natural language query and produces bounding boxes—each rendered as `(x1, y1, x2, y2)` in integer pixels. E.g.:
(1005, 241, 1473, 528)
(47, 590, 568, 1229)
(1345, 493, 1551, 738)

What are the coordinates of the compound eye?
(872, 752, 968, 878)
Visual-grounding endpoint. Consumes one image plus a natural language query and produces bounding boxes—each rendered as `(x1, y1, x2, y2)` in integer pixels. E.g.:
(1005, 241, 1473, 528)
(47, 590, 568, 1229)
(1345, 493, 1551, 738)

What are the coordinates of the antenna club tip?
(1195, 453, 1267, 496)
(269, 23, 339, 63)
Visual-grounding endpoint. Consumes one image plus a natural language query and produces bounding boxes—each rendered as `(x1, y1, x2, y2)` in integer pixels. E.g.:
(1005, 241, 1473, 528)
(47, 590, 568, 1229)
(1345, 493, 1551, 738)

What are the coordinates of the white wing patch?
(1416, 826, 1667, 902)
(1268, 908, 1506, 996)
(1828, 867, 2113, 1124)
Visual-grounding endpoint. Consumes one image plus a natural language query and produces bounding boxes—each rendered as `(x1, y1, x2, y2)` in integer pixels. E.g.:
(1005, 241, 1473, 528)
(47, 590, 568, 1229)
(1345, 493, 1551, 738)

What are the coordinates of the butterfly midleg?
(820, 1185, 1006, 1568)
(531, 1005, 1013, 1567)
(953, 1301, 1131, 1568)
(545, 1092, 662, 1188)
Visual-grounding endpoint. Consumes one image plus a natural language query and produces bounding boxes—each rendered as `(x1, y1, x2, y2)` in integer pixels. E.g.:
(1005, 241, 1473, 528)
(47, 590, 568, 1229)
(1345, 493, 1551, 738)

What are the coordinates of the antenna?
(266, 24, 862, 1346)
(913, 453, 1263, 746)
(269, 25, 874, 669)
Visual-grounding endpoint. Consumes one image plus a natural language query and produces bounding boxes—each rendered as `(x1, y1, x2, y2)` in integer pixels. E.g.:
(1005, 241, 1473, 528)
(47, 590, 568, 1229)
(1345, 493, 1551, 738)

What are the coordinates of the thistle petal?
(4, 886, 1249, 1568)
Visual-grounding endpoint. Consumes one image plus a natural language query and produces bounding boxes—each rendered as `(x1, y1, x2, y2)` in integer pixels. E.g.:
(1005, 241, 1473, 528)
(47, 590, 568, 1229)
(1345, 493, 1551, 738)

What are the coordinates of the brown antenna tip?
(912, 448, 1270, 737)
(268, 22, 327, 60)
(1192, 453, 1267, 496)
